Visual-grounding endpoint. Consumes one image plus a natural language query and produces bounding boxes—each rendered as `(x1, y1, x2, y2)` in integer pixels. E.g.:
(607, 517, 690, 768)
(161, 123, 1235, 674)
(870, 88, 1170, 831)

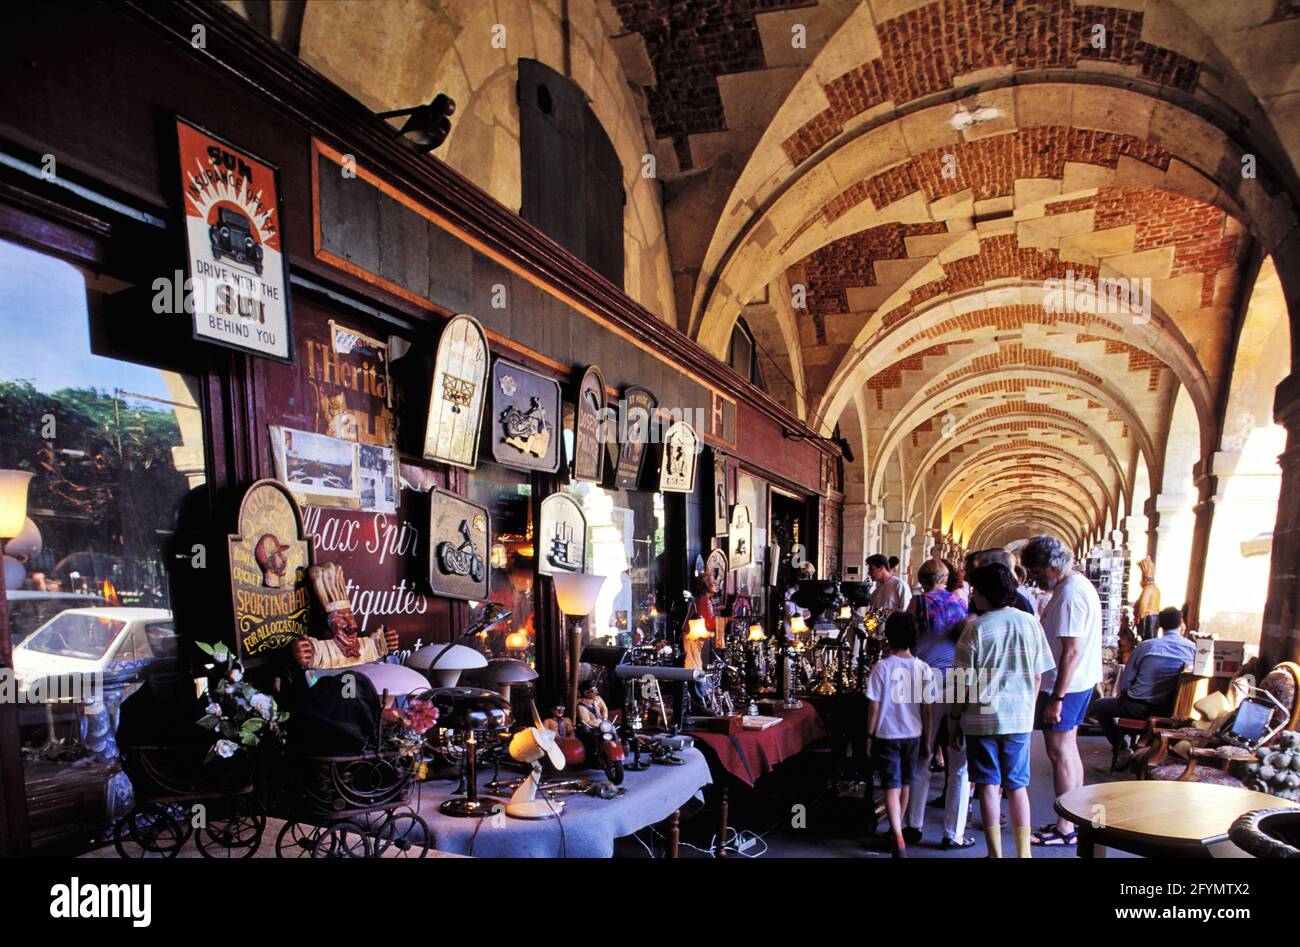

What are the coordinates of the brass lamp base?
(439, 797, 495, 818)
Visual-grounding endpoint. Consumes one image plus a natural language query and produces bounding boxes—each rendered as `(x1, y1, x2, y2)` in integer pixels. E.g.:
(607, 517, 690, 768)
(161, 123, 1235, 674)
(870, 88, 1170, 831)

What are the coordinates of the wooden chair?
(1110, 716, 1149, 772)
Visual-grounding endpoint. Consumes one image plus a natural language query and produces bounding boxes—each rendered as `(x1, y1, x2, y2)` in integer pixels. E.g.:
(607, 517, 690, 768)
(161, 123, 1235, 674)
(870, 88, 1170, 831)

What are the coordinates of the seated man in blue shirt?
(1093, 606, 1196, 769)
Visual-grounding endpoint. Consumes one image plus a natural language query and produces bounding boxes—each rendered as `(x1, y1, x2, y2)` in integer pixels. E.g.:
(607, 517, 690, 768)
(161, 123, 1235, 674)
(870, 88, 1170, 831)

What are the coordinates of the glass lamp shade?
(504, 631, 529, 651)
(748, 624, 766, 642)
(551, 571, 606, 617)
(0, 470, 33, 540)
(789, 615, 807, 634)
(838, 606, 852, 620)
(686, 617, 710, 639)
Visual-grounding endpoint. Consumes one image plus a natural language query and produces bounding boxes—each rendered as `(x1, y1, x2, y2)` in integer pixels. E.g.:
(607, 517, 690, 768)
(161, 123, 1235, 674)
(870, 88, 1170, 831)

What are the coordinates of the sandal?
(939, 836, 976, 850)
(1032, 828, 1077, 846)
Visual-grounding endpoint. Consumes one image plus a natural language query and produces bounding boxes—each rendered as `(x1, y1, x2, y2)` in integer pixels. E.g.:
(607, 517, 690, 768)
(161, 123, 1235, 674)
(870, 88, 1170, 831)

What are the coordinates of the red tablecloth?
(688, 703, 826, 787)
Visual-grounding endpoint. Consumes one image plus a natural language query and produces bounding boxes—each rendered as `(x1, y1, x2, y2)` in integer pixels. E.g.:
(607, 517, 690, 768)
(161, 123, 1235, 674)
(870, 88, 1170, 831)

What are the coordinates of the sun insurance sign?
(174, 117, 293, 362)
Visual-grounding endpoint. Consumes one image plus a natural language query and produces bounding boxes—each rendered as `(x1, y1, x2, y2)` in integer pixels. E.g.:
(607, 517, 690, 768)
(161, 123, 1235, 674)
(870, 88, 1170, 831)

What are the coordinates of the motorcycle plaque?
(429, 488, 491, 601)
(490, 359, 561, 473)
(538, 493, 588, 577)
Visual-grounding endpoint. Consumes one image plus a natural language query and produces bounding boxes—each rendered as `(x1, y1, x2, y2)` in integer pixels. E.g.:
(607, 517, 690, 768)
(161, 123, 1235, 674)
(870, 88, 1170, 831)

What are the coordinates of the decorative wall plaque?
(429, 488, 490, 601)
(538, 493, 588, 577)
(659, 420, 699, 493)
(713, 452, 729, 535)
(491, 358, 561, 473)
(705, 548, 728, 593)
(615, 386, 658, 490)
(728, 504, 753, 569)
(572, 365, 607, 483)
(228, 479, 314, 659)
(424, 314, 489, 469)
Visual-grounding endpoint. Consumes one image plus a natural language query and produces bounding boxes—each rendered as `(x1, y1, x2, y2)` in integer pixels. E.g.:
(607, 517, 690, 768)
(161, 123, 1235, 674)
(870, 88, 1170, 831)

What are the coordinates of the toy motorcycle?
(555, 720, 626, 785)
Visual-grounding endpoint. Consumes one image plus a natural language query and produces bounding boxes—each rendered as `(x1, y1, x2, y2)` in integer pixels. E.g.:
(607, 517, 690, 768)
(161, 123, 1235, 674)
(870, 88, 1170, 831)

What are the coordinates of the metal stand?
(440, 731, 492, 817)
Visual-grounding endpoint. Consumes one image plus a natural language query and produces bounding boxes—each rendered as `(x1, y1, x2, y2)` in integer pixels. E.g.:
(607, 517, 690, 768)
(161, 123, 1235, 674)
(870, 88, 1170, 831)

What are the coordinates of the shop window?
(729, 317, 765, 389)
(465, 463, 536, 664)
(518, 58, 625, 288)
(562, 482, 668, 648)
(0, 237, 206, 850)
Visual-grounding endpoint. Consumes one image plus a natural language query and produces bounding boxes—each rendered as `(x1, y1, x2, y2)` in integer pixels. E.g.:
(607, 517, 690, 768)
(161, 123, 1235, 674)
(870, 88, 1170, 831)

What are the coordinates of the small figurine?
(576, 680, 609, 730)
(293, 561, 400, 668)
(543, 704, 575, 739)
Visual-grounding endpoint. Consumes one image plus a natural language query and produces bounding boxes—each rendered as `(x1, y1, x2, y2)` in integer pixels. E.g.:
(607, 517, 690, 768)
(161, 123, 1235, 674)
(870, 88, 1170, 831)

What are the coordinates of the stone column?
(842, 502, 870, 581)
(1261, 374, 1300, 671)
(864, 505, 884, 557)
(1182, 462, 1218, 630)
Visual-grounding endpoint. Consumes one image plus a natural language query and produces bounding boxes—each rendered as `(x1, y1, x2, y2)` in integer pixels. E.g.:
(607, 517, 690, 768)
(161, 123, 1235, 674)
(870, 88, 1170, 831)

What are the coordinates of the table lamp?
(406, 642, 488, 687)
(552, 571, 607, 727)
(0, 470, 33, 591)
(476, 657, 537, 703)
(432, 686, 512, 817)
(748, 623, 765, 642)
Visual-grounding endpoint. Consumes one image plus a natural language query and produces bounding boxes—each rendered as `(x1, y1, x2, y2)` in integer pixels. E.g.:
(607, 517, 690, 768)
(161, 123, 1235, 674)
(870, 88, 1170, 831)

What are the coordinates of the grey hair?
(975, 548, 1016, 571)
(1021, 535, 1073, 572)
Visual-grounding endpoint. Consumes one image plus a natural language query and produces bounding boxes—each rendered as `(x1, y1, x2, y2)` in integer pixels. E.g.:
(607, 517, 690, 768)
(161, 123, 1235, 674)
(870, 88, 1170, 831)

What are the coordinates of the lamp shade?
(686, 617, 709, 639)
(480, 658, 538, 685)
(504, 630, 529, 651)
(406, 642, 489, 688)
(838, 606, 852, 620)
(346, 662, 432, 698)
(748, 624, 766, 642)
(789, 615, 807, 634)
(0, 470, 33, 540)
(551, 571, 606, 617)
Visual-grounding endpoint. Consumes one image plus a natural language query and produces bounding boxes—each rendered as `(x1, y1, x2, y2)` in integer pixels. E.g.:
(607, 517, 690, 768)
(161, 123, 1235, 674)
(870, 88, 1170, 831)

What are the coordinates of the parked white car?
(12, 607, 177, 699)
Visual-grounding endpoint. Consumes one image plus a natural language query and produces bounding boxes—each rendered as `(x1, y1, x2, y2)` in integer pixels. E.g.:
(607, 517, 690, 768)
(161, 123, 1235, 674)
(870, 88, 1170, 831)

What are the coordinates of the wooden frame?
(429, 487, 491, 601)
(572, 365, 607, 483)
(423, 314, 490, 470)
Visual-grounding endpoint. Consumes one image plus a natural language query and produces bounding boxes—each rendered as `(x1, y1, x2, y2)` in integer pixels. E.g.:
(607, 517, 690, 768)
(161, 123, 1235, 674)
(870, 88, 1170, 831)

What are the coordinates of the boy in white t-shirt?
(866, 611, 935, 858)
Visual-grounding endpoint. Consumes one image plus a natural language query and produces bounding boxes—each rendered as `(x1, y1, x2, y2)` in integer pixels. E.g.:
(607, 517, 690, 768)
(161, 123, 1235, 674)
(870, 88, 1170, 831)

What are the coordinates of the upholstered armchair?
(1138, 662, 1300, 786)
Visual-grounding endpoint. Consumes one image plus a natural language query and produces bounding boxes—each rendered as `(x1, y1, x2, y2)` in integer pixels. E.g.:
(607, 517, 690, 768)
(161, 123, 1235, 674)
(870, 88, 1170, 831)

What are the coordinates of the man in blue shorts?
(951, 563, 1054, 858)
(1021, 535, 1103, 847)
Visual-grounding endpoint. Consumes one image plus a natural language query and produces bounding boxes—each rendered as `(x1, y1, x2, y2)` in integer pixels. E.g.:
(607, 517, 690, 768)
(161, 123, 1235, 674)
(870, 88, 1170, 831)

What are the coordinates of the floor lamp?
(551, 572, 607, 729)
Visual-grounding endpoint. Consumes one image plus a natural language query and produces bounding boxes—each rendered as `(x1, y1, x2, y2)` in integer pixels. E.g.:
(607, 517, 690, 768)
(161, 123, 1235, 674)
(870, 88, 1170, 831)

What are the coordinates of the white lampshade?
(789, 615, 807, 634)
(5, 517, 41, 558)
(405, 642, 489, 688)
(686, 617, 710, 639)
(551, 571, 606, 617)
(748, 624, 766, 642)
(346, 662, 431, 698)
(0, 470, 33, 540)
(838, 606, 851, 620)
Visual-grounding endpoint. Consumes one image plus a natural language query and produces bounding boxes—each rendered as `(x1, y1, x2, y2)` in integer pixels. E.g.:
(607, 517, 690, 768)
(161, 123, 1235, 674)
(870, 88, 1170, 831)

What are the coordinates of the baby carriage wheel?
(196, 795, 266, 858)
(113, 802, 192, 858)
(317, 819, 372, 858)
(374, 812, 430, 858)
(275, 820, 326, 858)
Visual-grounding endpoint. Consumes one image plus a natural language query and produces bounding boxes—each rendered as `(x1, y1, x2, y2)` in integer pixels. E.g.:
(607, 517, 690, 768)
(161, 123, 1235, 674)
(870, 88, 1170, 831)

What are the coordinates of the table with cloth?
(687, 702, 828, 856)
(414, 747, 711, 857)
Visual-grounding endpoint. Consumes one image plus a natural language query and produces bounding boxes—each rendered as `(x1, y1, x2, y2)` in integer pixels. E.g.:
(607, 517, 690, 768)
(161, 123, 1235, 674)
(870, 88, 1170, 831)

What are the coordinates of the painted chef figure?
(292, 561, 400, 669)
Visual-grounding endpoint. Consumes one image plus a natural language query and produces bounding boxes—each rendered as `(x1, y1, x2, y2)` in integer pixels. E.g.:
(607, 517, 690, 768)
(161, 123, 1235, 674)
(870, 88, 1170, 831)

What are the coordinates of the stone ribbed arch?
(960, 486, 1095, 540)
(943, 461, 1110, 534)
(971, 508, 1084, 550)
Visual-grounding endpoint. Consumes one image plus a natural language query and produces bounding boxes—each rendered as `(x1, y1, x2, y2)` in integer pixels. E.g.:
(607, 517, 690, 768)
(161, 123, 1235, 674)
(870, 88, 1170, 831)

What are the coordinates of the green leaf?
(212, 642, 229, 662)
(195, 641, 215, 656)
(240, 717, 264, 732)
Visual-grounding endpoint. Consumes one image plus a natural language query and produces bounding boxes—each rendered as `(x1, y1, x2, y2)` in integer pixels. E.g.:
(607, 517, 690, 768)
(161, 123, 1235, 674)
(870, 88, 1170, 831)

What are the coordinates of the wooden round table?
(1055, 781, 1297, 858)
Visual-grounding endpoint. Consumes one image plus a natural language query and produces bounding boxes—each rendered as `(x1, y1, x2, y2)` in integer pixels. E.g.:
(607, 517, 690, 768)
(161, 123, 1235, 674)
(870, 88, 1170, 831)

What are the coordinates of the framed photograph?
(357, 443, 397, 514)
(728, 504, 753, 569)
(712, 452, 729, 535)
(175, 117, 293, 362)
(429, 488, 491, 601)
(424, 314, 490, 469)
(270, 425, 360, 510)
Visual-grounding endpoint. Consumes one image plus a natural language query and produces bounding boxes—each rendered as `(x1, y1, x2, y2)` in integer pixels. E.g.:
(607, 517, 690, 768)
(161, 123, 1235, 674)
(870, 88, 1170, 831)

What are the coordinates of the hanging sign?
(728, 504, 753, 569)
(424, 314, 489, 469)
(228, 479, 314, 659)
(429, 488, 490, 601)
(572, 365, 607, 483)
(491, 359, 562, 473)
(659, 421, 699, 493)
(175, 117, 293, 362)
(615, 386, 658, 490)
(713, 452, 729, 535)
(538, 493, 588, 577)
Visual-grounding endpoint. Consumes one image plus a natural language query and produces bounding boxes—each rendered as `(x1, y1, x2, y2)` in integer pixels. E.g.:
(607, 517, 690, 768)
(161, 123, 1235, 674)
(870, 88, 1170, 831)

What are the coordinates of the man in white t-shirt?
(868, 554, 912, 612)
(1021, 535, 1101, 847)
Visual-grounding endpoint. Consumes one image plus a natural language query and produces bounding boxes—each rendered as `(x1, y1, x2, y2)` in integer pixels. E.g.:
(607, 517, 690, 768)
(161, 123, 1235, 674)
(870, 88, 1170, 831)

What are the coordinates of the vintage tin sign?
(728, 504, 753, 569)
(614, 386, 658, 490)
(659, 421, 699, 493)
(538, 493, 588, 577)
(572, 365, 607, 483)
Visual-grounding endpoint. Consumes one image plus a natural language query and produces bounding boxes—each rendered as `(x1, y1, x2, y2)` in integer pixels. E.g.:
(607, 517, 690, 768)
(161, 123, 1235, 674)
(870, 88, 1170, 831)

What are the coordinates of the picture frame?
(423, 313, 489, 469)
(538, 493, 588, 577)
(572, 364, 607, 483)
(615, 386, 658, 490)
(491, 358, 562, 473)
(659, 420, 699, 493)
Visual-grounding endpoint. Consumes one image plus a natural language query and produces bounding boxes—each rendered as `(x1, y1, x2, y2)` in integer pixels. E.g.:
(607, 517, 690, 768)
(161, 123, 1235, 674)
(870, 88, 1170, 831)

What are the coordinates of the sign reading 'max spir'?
(176, 117, 294, 362)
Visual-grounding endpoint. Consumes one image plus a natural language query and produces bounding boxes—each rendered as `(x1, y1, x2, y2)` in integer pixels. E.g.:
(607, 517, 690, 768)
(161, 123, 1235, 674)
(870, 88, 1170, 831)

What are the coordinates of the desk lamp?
(433, 686, 512, 817)
(551, 572, 607, 727)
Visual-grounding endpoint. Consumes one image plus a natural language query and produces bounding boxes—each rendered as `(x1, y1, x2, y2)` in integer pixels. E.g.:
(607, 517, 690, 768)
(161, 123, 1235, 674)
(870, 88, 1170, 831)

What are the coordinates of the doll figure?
(576, 680, 609, 730)
(543, 704, 574, 739)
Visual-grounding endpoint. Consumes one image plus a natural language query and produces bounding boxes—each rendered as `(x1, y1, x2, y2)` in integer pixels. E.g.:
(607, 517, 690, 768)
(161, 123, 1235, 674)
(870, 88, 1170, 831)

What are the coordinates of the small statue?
(292, 561, 400, 668)
(543, 704, 574, 739)
(576, 680, 609, 730)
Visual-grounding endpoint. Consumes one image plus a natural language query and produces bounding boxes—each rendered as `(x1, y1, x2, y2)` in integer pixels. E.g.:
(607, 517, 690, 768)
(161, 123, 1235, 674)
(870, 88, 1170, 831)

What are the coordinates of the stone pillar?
(864, 505, 884, 557)
(883, 520, 912, 567)
(1261, 374, 1300, 671)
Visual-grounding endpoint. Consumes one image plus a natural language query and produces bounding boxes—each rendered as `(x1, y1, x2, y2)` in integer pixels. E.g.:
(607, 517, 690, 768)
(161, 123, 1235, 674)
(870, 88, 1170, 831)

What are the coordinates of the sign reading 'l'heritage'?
(228, 479, 314, 659)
